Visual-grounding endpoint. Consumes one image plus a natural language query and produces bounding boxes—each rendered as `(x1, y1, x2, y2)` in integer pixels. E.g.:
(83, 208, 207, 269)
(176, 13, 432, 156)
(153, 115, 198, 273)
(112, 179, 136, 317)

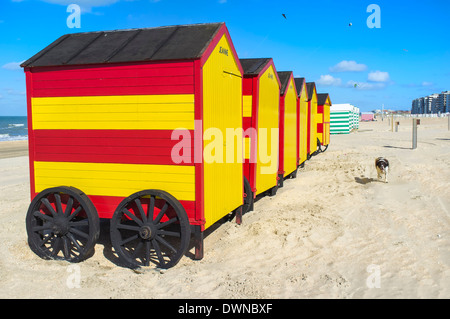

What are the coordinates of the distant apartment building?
(438, 91, 450, 113)
(412, 91, 449, 114)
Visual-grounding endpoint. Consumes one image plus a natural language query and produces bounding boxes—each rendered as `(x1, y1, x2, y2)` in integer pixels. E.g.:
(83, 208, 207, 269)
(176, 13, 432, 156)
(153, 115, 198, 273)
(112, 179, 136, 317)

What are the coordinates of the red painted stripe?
(34, 75, 194, 90)
(25, 70, 36, 197)
(33, 129, 195, 166)
(317, 123, 324, 134)
(278, 96, 285, 174)
(242, 77, 253, 95)
(307, 101, 311, 154)
(30, 60, 195, 97)
(32, 62, 194, 81)
(243, 117, 252, 130)
(317, 104, 324, 114)
(33, 83, 194, 97)
(193, 59, 205, 229)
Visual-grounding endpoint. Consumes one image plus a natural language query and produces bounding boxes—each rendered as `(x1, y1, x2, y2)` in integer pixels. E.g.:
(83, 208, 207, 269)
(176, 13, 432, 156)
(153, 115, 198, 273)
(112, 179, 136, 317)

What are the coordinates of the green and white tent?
(330, 104, 359, 134)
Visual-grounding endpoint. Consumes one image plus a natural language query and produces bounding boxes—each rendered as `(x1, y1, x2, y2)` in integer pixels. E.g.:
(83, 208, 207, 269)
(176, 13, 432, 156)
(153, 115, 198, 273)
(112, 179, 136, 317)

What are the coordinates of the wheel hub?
(53, 217, 69, 236)
(139, 225, 153, 240)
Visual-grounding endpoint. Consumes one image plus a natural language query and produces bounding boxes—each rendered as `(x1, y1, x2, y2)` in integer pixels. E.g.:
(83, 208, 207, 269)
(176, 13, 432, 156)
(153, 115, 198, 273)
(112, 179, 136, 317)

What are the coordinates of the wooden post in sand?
(391, 114, 394, 132)
(412, 118, 418, 149)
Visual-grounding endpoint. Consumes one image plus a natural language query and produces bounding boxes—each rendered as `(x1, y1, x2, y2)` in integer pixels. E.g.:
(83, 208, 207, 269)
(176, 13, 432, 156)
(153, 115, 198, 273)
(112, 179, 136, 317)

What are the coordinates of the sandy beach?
(0, 117, 449, 299)
(0, 140, 28, 160)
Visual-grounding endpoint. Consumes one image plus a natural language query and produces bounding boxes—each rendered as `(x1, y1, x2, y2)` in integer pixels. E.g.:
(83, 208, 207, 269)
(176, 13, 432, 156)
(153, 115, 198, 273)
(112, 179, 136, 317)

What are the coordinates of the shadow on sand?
(354, 176, 376, 185)
(383, 145, 411, 150)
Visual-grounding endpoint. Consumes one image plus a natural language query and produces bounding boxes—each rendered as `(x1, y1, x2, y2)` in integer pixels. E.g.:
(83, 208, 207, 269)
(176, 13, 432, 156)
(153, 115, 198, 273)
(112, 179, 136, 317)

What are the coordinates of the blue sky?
(0, 0, 449, 115)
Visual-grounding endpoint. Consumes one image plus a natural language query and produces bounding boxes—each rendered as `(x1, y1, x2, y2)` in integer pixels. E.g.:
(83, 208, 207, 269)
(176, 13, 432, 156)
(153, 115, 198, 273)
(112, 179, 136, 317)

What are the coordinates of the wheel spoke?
(51, 237, 62, 257)
(120, 234, 139, 246)
(69, 227, 90, 239)
(116, 223, 141, 232)
(157, 230, 181, 237)
(144, 241, 151, 266)
(40, 234, 53, 247)
(134, 199, 147, 223)
(148, 196, 155, 219)
(68, 206, 82, 221)
(153, 202, 168, 225)
(41, 198, 57, 217)
(64, 197, 74, 217)
(62, 237, 71, 259)
(131, 241, 143, 259)
(32, 223, 53, 233)
(122, 208, 143, 226)
(67, 232, 83, 252)
(152, 239, 165, 267)
(155, 235, 177, 254)
(69, 219, 89, 227)
(157, 217, 177, 229)
(55, 194, 63, 215)
(33, 211, 53, 222)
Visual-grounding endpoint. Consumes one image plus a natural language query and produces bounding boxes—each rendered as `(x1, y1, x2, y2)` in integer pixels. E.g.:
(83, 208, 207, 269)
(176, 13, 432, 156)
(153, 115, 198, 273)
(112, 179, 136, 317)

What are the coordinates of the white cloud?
(317, 74, 342, 86)
(422, 81, 433, 87)
(330, 60, 367, 72)
(2, 61, 24, 70)
(368, 70, 390, 82)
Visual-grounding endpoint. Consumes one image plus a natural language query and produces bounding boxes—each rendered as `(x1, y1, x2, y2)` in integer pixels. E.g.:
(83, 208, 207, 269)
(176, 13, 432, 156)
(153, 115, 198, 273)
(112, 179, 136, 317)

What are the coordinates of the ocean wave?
(0, 134, 28, 142)
(8, 123, 25, 127)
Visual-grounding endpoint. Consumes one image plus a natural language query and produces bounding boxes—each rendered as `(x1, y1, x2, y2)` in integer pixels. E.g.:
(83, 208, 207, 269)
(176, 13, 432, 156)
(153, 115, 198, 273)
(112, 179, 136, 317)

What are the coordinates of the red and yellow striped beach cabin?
(306, 82, 318, 157)
(317, 93, 331, 148)
(22, 22, 244, 268)
(294, 77, 308, 166)
(240, 58, 281, 204)
(277, 71, 298, 187)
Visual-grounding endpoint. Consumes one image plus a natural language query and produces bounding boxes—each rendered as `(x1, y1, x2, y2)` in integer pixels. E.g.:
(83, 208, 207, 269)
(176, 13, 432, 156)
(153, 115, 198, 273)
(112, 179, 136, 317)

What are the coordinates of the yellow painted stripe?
(34, 161, 195, 201)
(243, 95, 252, 117)
(32, 94, 195, 130)
(244, 137, 251, 160)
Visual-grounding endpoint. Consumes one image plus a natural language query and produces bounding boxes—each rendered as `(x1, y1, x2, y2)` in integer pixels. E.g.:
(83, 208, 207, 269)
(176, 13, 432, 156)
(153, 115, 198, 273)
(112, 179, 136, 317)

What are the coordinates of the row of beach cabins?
(21, 22, 339, 268)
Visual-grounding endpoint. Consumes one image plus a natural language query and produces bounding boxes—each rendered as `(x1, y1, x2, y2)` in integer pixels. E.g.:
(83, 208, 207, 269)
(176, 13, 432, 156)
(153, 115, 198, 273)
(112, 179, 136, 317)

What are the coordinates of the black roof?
(317, 93, 331, 105)
(277, 71, 293, 95)
(306, 82, 316, 101)
(239, 58, 272, 75)
(294, 77, 305, 97)
(21, 22, 224, 68)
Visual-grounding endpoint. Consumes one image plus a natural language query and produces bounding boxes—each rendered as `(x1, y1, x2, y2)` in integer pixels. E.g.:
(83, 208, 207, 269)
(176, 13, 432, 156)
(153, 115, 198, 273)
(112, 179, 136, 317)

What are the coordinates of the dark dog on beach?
(375, 157, 389, 183)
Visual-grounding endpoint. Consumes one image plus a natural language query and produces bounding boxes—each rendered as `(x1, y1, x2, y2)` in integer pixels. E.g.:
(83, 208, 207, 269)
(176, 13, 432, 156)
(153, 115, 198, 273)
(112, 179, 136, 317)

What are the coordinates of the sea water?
(0, 116, 28, 141)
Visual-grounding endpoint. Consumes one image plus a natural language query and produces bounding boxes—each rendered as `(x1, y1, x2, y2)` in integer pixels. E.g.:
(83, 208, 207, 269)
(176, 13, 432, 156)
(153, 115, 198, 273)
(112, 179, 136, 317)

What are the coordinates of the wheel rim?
(26, 187, 99, 262)
(110, 190, 190, 269)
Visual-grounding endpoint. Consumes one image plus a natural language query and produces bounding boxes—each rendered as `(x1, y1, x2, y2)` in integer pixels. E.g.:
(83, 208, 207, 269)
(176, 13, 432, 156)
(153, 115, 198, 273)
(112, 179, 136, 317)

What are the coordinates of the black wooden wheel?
(110, 189, 191, 269)
(25, 186, 100, 263)
(242, 177, 253, 214)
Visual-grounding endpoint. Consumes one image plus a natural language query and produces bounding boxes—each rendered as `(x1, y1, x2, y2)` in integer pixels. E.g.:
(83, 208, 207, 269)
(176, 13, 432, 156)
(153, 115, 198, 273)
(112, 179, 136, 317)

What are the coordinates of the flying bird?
(349, 22, 352, 27)
(282, 14, 287, 19)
